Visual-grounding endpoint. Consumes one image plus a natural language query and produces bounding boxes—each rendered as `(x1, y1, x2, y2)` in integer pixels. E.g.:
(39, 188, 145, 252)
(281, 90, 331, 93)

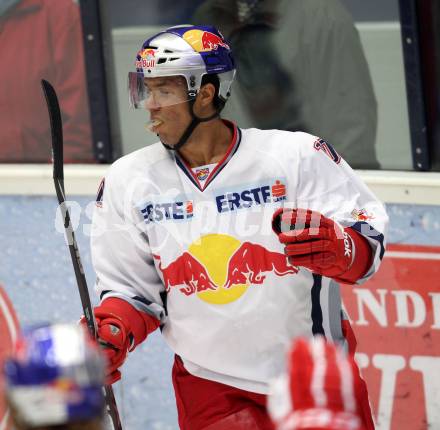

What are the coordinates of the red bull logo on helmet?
(154, 234, 298, 305)
(216, 180, 286, 213)
(135, 48, 156, 68)
(182, 29, 230, 52)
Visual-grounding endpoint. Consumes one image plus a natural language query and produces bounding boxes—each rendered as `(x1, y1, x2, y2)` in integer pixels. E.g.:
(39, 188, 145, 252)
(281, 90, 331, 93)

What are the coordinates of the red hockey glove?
(272, 208, 372, 284)
(82, 298, 160, 384)
(268, 336, 369, 430)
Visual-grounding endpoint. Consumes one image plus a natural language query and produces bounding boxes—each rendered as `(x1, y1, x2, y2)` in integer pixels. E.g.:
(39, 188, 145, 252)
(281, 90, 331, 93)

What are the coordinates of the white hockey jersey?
(91, 122, 388, 394)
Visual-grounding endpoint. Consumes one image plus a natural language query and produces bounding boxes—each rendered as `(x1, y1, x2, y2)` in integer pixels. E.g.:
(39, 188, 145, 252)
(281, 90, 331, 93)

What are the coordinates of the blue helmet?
(3, 324, 105, 428)
(129, 24, 236, 109)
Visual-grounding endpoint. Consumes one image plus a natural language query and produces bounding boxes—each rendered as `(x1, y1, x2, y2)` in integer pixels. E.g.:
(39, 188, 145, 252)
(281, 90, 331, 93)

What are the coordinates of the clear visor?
(128, 72, 193, 109)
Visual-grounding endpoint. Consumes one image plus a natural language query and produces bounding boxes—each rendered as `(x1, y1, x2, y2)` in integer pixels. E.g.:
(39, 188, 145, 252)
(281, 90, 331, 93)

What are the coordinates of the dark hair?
(201, 74, 225, 112)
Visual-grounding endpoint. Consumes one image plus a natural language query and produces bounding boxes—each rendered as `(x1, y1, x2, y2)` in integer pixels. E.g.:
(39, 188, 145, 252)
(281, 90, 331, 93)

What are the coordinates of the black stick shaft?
(41, 79, 122, 430)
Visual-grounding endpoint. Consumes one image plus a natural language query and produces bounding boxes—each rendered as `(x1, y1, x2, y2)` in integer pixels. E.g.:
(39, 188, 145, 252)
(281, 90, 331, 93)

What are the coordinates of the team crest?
(196, 167, 210, 181)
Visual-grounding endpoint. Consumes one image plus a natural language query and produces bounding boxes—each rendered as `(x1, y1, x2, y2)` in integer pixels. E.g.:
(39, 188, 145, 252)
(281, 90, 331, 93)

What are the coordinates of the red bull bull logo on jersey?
(154, 234, 298, 305)
(216, 180, 286, 213)
(135, 48, 156, 68)
(140, 199, 193, 224)
(182, 29, 230, 52)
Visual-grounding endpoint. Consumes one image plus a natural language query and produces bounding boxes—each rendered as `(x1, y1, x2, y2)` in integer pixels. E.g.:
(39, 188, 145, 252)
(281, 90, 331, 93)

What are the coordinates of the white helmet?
(4, 324, 105, 428)
(128, 24, 236, 110)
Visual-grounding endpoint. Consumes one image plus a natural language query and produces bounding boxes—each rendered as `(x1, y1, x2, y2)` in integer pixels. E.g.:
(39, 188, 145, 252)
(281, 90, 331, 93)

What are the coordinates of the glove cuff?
(334, 228, 372, 284)
(98, 297, 160, 350)
(272, 207, 284, 235)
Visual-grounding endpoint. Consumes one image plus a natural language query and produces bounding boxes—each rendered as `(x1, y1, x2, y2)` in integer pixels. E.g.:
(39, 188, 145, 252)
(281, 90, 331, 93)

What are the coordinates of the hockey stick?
(41, 79, 122, 430)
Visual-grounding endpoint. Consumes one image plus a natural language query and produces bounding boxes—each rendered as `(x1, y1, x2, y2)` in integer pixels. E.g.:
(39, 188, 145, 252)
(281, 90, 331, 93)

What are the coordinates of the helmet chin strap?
(161, 99, 219, 151)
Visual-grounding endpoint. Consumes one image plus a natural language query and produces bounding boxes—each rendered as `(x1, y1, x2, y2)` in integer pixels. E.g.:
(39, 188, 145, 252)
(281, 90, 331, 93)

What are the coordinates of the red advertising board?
(341, 244, 440, 430)
(0, 287, 20, 430)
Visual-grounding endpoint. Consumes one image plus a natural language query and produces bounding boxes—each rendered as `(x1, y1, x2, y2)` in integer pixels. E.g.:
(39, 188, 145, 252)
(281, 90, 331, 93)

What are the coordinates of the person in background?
(0, 0, 94, 163)
(192, 0, 379, 169)
(3, 323, 106, 430)
(268, 336, 366, 430)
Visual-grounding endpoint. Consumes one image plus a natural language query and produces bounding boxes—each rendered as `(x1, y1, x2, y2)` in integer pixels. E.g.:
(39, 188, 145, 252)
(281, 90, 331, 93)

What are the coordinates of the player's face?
(144, 77, 192, 146)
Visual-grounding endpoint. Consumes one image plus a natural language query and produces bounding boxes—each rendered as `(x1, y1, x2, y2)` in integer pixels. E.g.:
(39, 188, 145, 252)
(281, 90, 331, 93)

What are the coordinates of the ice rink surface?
(1, 195, 440, 429)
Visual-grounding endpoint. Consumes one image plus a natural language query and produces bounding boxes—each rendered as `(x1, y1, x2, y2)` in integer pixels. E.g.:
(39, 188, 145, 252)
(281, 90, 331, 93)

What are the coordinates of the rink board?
(0, 288, 20, 430)
(341, 243, 440, 430)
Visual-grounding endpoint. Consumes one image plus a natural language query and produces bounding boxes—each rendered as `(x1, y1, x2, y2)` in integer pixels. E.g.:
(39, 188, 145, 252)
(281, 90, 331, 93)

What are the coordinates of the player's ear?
(197, 83, 216, 108)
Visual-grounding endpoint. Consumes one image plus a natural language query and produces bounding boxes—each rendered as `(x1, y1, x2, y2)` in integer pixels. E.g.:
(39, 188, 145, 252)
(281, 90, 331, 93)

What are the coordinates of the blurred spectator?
(268, 336, 367, 430)
(0, 0, 94, 163)
(193, 0, 379, 169)
(3, 323, 106, 430)
(105, 0, 205, 27)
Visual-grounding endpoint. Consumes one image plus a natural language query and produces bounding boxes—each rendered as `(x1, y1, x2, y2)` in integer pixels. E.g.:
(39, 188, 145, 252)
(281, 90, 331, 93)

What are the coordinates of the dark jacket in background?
(193, 0, 379, 169)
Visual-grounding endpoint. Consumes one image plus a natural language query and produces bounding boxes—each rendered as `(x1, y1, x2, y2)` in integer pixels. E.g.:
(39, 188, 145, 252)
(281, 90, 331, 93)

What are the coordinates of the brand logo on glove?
(343, 231, 352, 257)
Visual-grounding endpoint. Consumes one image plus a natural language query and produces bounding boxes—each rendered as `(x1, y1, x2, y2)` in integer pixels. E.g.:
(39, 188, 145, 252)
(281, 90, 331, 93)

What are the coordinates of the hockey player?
(268, 336, 366, 430)
(3, 324, 106, 430)
(90, 25, 387, 429)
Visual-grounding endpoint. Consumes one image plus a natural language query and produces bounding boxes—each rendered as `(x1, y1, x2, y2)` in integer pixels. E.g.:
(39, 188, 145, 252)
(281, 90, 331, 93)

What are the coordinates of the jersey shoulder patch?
(313, 137, 342, 164)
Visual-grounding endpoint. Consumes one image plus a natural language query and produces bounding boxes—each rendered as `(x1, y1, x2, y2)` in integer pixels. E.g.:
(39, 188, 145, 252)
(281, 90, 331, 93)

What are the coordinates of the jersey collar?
(174, 120, 242, 192)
